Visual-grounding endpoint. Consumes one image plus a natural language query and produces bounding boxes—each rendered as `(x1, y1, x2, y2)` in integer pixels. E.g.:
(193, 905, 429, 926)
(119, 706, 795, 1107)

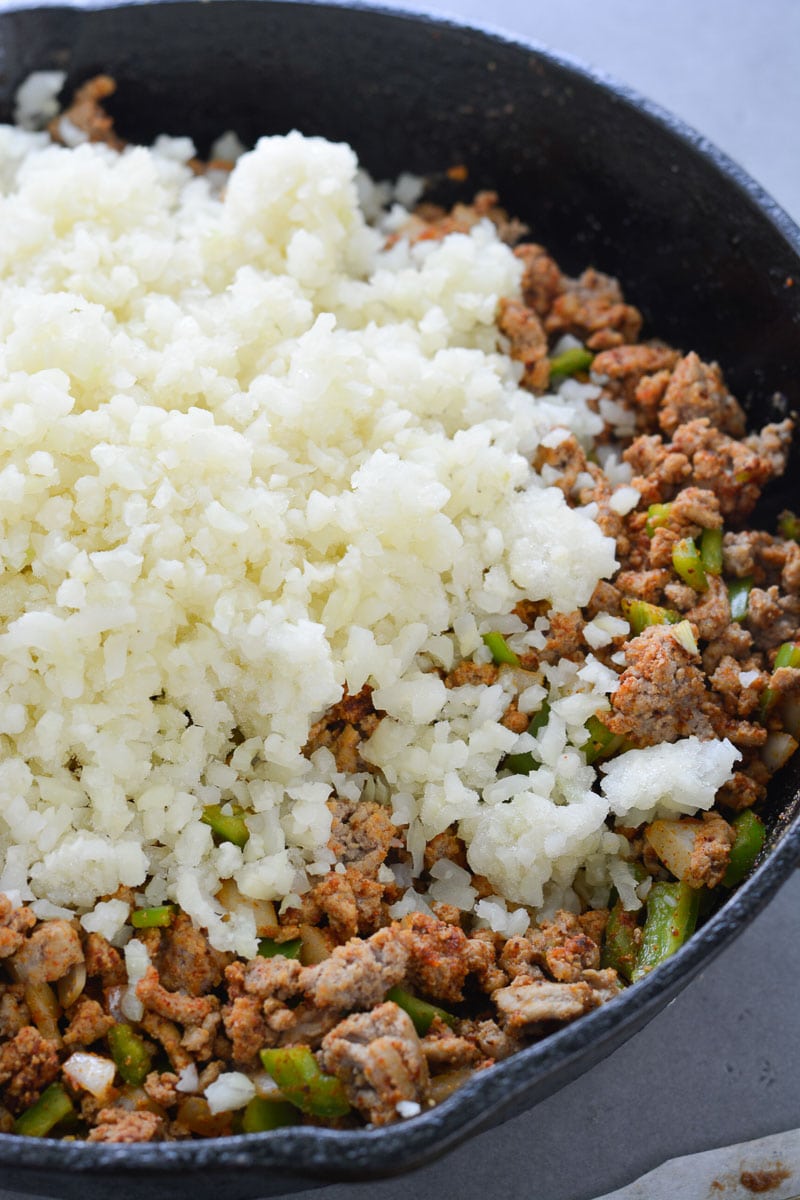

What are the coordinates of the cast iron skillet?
(0, 2, 799, 1196)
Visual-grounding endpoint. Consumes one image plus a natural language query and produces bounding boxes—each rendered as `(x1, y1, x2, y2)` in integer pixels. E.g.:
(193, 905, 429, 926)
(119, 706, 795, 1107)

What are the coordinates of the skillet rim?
(0, 0, 798, 1182)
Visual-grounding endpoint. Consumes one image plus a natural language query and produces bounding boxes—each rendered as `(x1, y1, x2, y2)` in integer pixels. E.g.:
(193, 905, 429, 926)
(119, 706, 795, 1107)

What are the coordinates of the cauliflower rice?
(0, 122, 739, 955)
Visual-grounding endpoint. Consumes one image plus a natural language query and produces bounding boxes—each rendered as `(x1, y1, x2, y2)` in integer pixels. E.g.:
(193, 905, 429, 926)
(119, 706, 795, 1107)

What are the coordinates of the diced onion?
(57, 961, 87, 1010)
(644, 818, 702, 882)
(175, 1063, 200, 1094)
(671, 621, 698, 656)
(63, 1052, 116, 1099)
(761, 731, 798, 772)
(24, 981, 62, 1045)
(204, 1071, 256, 1114)
(781, 696, 800, 740)
(299, 923, 331, 965)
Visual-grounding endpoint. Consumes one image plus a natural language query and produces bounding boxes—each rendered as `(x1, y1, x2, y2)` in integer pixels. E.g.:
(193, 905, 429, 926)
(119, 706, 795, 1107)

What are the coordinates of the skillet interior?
(0, 2, 798, 1195)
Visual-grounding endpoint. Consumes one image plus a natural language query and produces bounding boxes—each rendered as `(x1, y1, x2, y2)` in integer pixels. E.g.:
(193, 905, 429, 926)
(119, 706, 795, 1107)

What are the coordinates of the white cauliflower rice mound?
(0, 125, 739, 955)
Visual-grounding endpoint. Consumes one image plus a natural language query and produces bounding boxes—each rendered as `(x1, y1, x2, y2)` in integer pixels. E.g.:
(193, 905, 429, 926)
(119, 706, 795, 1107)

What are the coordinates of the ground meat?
(493, 977, 599, 1034)
(514, 243, 564, 316)
(307, 869, 386, 941)
(276, 1002, 342, 1047)
(538, 911, 602, 983)
(534, 434, 592, 500)
(63, 997, 115, 1047)
(10, 919, 83, 985)
(319, 1001, 430, 1126)
(625, 417, 792, 520)
(464, 1018, 521, 1062)
(658, 352, 747, 438)
(0, 1026, 60, 1112)
(326, 798, 397, 879)
(709, 656, 768, 718)
(498, 936, 545, 981)
(179, 1009, 220, 1061)
(305, 686, 383, 773)
(444, 661, 500, 688)
(686, 812, 736, 888)
(541, 610, 586, 663)
(139, 1012, 192, 1071)
(144, 1071, 180, 1108)
(497, 297, 550, 391)
(47, 75, 125, 151)
(606, 624, 721, 744)
(0, 898, 36, 959)
(306, 926, 410, 1011)
(389, 191, 527, 248)
(717, 757, 771, 811)
(0, 985, 29, 1039)
(401, 912, 503, 1002)
(500, 700, 531, 733)
(615, 568, 672, 604)
(703, 621, 757, 674)
(544, 268, 642, 349)
(222, 996, 269, 1065)
(136, 965, 218, 1027)
(624, 433, 693, 506)
(681, 576, 732, 642)
(83, 932, 127, 988)
(420, 1020, 480, 1070)
(228, 955, 305, 1003)
(585, 579, 623, 618)
(88, 1108, 166, 1143)
(424, 829, 468, 872)
(723, 530, 800, 594)
(581, 968, 623, 1004)
(746, 586, 800, 650)
(592, 343, 681, 410)
(154, 913, 231, 997)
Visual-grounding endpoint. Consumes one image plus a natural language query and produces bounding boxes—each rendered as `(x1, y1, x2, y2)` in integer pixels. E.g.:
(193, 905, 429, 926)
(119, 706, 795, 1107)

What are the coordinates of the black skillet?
(0, 2, 798, 1196)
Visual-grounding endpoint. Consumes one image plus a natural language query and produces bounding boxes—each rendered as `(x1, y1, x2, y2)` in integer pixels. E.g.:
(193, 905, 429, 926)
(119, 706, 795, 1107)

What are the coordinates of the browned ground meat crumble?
(1, 83, 798, 1141)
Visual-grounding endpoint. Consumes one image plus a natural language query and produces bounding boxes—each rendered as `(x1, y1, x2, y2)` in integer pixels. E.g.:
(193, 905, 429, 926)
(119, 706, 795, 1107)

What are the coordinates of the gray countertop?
(3, 3, 799, 1199)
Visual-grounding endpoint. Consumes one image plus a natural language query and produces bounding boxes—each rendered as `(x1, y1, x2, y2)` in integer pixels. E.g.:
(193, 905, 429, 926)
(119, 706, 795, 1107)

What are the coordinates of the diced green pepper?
(503, 700, 550, 774)
(601, 900, 640, 983)
(130, 904, 177, 929)
(108, 1023, 153, 1087)
(481, 631, 520, 668)
(241, 1095, 300, 1133)
(774, 641, 800, 671)
(760, 641, 800, 714)
(672, 536, 708, 592)
(201, 803, 250, 848)
(728, 576, 753, 622)
(645, 502, 672, 537)
(722, 811, 765, 888)
(631, 880, 701, 983)
(582, 715, 628, 765)
(699, 526, 723, 576)
(257, 937, 302, 960)
(549, 346, 594, 386)
(260, 1047, 350, 1119)
(620, 597, 680, 636)
(385, 986, 457, 1035)
(503, 751, 538, 775)
(778, 510, 800, 541)
(13, 1083, 74, 1138)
